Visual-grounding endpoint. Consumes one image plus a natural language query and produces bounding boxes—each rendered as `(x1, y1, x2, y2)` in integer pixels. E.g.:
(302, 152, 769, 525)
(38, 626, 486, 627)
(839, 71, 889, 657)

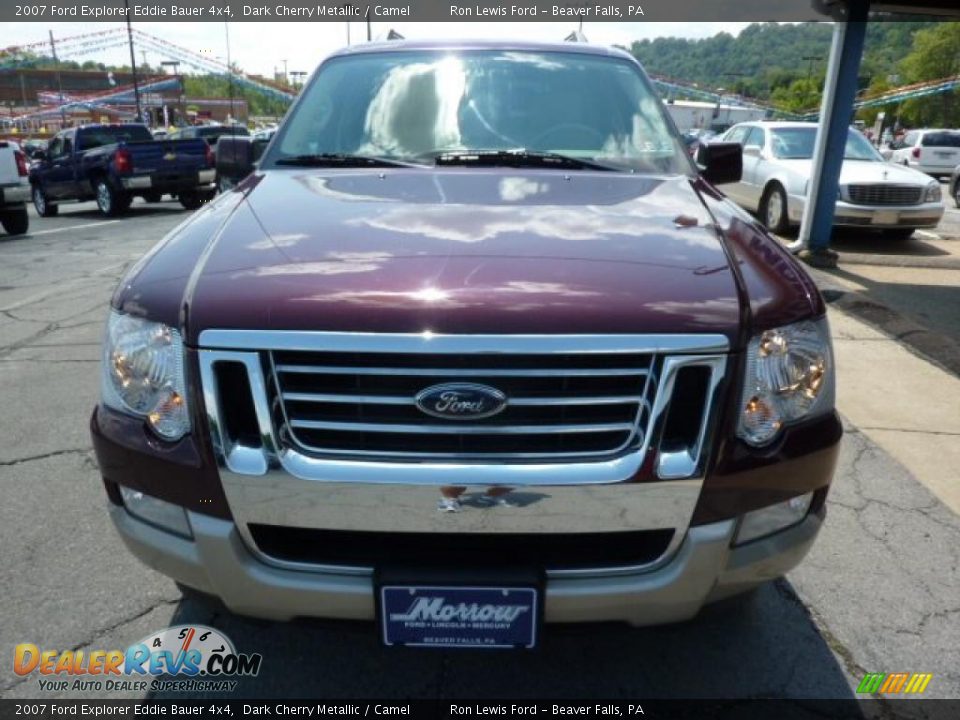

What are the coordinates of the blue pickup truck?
(29, 124, 216, 217)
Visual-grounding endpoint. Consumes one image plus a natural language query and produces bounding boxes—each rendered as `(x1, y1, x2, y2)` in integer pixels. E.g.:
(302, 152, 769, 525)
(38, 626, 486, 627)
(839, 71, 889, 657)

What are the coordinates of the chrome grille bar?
(281, 392, 644, 406)
(288, 419, 637, 435)
(274, 364, 650, 377)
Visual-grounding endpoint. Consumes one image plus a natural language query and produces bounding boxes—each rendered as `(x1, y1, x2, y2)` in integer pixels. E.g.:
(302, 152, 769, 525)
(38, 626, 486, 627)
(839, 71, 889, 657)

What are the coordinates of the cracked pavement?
(1, 200, 958, 703)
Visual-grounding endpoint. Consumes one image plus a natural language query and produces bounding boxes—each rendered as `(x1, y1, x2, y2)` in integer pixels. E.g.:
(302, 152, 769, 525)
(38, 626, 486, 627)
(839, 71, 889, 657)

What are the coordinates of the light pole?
(803, 55, 823, 80)
(224, 23, 235, 124)
(48, 31, 67, 127)
(122, 0, 143, 124)
(160, 60, 182, 126)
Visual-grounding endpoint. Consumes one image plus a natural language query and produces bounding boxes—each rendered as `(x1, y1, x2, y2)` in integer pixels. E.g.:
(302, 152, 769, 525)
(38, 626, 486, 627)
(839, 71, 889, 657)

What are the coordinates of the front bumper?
(786, 194, 943, 228)
(109, 502, 823, 625)
(0, 182, 29, 205)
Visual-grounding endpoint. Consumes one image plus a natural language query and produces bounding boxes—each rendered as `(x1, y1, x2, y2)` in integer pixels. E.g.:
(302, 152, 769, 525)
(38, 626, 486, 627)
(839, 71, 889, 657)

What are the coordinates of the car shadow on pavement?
(820, 267, 960, 374)
(829, 230, 949, 258)
(57, 207, 192, 220)
(147, 578, 857, 700)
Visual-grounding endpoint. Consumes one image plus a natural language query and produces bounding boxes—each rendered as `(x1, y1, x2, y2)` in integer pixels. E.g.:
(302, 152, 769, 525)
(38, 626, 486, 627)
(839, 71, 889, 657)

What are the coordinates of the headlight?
(737, 318, 834, 447)
(101, 311, 190, 440)
(924, 182, 942, 203)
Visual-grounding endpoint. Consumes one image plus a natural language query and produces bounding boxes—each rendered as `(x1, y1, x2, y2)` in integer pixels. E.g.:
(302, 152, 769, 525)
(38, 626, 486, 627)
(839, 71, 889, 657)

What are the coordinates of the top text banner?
(6, 0, 825, 23)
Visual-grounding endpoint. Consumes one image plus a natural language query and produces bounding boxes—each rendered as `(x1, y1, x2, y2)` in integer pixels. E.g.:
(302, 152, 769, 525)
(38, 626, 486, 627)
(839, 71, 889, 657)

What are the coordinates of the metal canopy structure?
(798, 0, 960, 266)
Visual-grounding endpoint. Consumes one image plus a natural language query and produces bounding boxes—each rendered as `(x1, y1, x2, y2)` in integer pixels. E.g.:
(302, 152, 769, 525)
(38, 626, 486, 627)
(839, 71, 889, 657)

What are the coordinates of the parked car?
(719, 121, 944, 239)
(169, 124, 250, 148)
(21, 138, 48, 161)
(170, 125, 253, 193)
(888, 129, 960, 179)
(251, 126, 277, 142)
(29, 124, 216, 216)
(92, 40, 841, 642)
(0, 139, 30, 236)
(949, 163, 960, 208)
(679, 129, 717, 158)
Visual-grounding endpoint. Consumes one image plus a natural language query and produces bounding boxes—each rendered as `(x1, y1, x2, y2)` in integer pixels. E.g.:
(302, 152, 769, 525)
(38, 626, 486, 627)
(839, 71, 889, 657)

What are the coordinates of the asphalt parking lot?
(1, 198, 959, 703)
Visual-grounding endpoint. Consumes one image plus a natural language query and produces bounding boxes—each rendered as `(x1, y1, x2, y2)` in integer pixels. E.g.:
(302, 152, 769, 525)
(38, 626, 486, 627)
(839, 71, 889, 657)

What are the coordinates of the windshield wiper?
(426, 149, 618, 172)
(274, 153, 423, 168)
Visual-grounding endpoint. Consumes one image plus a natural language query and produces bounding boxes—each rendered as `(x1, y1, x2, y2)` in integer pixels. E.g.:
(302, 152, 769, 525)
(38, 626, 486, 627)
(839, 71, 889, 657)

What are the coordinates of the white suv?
(0, 139, 30, 236)
(889, 129, 960, 179)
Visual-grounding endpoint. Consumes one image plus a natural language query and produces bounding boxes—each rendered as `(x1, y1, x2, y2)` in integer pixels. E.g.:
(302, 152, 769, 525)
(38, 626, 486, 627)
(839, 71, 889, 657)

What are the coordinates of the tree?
(898, 22, 960, 127)
(771, 77, 823, 114)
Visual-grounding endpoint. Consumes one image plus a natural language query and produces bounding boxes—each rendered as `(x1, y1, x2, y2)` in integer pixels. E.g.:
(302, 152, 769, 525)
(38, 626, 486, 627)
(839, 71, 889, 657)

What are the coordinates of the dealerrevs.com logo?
(14, 625, 262, 693)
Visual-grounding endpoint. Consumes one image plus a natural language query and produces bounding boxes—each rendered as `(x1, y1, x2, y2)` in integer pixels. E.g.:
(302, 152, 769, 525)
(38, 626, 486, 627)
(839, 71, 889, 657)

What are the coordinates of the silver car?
(719, 121, 944, 240)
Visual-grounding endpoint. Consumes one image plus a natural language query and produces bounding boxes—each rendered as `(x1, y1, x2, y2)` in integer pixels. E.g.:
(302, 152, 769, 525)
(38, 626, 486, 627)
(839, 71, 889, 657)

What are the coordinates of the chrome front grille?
(198, 331, 729, 571)
(846, 184, 923, 206)
(269, 349, 656, 460)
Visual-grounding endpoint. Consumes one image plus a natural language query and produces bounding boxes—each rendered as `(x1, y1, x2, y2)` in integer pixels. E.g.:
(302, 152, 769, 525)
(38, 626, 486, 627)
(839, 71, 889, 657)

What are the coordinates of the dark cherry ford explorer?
(91, 40, 840, 644)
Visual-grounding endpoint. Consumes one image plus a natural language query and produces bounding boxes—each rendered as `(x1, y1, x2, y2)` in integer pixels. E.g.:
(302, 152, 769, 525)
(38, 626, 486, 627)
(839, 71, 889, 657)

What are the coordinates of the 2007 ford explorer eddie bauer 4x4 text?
(91, 40, 841, 649)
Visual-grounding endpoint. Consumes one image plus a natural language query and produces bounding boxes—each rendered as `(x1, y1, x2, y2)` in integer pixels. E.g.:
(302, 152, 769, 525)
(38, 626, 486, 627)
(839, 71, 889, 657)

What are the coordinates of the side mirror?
(216, 136, 256, 185)
(742, 144, 762, 157)
(696, 142, 742, 185)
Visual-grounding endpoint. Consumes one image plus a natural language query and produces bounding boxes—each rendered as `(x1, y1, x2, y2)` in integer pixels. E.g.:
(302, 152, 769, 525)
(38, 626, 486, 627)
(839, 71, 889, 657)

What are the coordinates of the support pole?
(791, 0, 869, 267)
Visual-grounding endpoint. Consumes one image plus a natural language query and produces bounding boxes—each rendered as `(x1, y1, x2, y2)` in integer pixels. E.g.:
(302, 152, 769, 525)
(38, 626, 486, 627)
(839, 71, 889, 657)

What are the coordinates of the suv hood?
(185, 170, 745, 343)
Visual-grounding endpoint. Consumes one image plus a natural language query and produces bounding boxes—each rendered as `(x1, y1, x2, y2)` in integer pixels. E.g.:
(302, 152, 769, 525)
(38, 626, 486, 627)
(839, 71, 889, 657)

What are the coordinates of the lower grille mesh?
(249, 525, 675, 570)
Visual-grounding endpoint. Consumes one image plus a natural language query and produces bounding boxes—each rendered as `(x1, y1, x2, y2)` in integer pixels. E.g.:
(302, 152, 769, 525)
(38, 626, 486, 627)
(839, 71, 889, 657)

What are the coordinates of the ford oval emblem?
(415, 383, 508, 421)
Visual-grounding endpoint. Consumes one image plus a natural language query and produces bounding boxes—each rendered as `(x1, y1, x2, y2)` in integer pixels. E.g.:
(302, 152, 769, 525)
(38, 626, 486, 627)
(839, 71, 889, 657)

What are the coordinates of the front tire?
(32, 185, 58, 217)
(0, 206, 29, 235)
(95, 180, 129, 217)
(954, 182, 960, 209)
(761, 183, 790, 234)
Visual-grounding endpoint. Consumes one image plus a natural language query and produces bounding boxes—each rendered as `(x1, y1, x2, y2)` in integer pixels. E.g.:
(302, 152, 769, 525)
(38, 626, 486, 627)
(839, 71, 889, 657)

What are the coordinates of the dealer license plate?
(380, 585, 538, 649)
(872, 210, 899, 225)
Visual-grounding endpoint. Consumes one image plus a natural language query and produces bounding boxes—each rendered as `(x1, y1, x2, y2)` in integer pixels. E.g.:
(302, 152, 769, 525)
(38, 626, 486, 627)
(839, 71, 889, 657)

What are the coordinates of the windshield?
(268, 50, 690, 174)
(770, 127, 882, 161)
(78, 125, 152, 150)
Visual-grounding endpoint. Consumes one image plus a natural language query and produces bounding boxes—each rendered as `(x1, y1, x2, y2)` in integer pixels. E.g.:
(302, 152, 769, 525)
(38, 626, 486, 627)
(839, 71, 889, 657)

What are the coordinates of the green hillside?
(629, 21, 939, 106)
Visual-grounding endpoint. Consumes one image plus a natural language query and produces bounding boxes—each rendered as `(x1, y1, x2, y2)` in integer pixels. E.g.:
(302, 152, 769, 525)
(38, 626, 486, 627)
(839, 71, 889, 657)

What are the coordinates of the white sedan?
(718, 121, 944, 240)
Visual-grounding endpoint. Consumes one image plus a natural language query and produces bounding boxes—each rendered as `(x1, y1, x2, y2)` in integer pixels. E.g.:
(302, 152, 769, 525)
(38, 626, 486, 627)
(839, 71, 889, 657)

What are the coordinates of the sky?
(0, 22, 756, 80)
